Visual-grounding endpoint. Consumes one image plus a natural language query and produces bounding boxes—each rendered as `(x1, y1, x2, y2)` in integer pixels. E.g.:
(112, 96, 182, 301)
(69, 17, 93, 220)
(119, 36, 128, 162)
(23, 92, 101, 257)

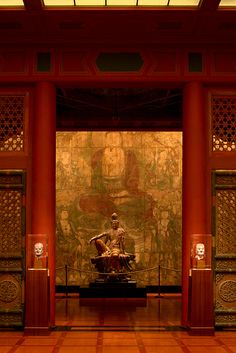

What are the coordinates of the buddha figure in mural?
(89, 213, 135, 279)
(78, 132, 154, 224)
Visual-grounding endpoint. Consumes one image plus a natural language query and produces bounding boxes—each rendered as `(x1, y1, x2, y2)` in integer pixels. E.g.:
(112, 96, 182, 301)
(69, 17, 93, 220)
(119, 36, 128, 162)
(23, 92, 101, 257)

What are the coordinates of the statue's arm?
(119, 229, 126, 252)
(89, 232, 106, 244)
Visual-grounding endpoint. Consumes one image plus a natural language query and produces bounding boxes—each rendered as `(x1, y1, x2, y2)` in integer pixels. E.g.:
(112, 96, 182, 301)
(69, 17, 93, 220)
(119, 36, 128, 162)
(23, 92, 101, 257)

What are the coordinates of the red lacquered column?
(182, 82, 211, 329)
(31, 81, 56, 327)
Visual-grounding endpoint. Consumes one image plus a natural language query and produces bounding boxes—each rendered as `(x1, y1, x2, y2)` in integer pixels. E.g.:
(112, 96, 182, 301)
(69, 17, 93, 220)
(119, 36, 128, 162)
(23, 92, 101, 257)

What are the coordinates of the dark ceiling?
(56, 88, 182, 130)
(1, 0, 235, 131)
(0, 0, 236, 45)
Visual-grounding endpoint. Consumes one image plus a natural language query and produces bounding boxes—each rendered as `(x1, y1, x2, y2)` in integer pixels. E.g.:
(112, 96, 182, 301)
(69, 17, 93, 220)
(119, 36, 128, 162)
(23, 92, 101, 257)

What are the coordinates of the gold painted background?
(56, 131, 182, 287)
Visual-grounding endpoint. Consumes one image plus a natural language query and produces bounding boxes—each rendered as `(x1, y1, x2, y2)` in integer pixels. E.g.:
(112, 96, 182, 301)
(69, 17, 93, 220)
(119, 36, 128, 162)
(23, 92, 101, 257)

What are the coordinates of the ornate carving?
(215, 301, 225, 310)
(216, 190, 236, 255)
(215, 273, 236, 314)
(0, 274, 21, 310)
(0, 174, 23, 185)
(0, 95, 25, 152)
(216, 259, 236, 270)
(0, 170, 25, 327)
(216, 273, 225, 284)
(0, 259, 21, 268)
(0, 313, 22, 325)
(215, 314, 236, 324)
(0, 280, 18, 303)
(212, 95, 236, 152)
(219, 280, 236, 303)
(214, 172, 236, 327)
(0, 190, 22, 255)
(216, 175, 236, 185)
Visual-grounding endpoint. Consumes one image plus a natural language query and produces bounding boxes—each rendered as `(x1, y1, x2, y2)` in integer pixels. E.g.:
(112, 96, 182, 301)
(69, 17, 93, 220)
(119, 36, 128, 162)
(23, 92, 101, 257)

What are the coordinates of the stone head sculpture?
(195, 243, 205, 260)
(34, 242, 44, 257)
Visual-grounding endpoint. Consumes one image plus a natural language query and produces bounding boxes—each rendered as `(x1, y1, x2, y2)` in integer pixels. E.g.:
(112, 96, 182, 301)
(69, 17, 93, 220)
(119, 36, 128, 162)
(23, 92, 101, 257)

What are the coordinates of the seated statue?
(89, 213, 135, 280)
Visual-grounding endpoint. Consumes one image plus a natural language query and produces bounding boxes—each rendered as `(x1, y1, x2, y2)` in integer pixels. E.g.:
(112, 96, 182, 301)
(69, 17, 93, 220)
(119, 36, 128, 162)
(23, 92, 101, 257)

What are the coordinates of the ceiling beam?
(200, 0, 221, 11)
(23, 0, 44, 10)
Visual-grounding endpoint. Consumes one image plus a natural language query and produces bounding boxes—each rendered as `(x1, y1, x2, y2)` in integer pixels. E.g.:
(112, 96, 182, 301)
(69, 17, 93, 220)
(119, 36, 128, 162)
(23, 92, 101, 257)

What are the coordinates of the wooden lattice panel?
(212, 95, 236, 152)
(216, 190, 236, 255)
(0, 95, 25, 152)
(0, 171, 25, 327)
(214, 171, 236, 328)
(0, 190, 22, 256)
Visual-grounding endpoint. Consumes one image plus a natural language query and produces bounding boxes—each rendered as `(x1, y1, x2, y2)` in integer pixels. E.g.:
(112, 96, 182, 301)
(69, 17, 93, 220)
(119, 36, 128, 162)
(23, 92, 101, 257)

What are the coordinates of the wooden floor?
(1, 329, 236, 353)
(55, 294, 182, 329)
(1, 294, 236, 353)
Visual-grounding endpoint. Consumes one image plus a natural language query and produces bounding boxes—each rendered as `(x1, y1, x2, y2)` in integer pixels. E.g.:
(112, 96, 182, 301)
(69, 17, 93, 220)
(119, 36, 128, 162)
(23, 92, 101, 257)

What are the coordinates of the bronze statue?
(89, 213, 135, 280)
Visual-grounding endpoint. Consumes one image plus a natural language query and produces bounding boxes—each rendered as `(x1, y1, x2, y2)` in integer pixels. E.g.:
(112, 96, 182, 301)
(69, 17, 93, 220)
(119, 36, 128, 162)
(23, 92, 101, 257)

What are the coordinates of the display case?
(189, 234, 214, 335)
(25, 234, 49, 334)
(191, 233, 212, 269)
(27, 234, 48, 270)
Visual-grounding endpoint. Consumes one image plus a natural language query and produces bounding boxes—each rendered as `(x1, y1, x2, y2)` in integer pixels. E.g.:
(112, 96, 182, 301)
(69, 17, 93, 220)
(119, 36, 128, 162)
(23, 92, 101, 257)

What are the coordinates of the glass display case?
(191, 233, 212, 269)
(27, 234, 48, 270)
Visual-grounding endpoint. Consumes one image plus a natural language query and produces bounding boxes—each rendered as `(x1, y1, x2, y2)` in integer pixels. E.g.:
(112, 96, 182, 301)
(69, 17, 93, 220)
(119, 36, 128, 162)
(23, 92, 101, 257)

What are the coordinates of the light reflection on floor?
(55, 293, 182, 330)
(1, 294, 236, 353)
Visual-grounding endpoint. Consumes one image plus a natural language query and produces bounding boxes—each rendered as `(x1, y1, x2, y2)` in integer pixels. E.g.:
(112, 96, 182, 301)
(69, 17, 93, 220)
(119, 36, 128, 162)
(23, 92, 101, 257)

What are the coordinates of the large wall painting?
(56, 131, 182, 287)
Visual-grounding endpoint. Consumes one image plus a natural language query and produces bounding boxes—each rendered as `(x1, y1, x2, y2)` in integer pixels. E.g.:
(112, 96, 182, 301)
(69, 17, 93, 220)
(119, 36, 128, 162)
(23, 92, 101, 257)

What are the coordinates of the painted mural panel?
(56, 131, 182, 287)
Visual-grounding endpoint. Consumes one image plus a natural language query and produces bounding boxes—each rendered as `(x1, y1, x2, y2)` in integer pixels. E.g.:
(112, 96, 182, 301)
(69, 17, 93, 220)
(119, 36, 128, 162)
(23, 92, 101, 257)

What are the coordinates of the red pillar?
(182, 82, 211, 328)
(31, 81, 56, 327)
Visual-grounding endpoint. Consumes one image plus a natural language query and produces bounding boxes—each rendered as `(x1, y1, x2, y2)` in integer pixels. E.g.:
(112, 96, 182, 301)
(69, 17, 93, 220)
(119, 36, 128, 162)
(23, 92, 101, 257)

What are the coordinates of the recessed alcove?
(55, 87, 183, 329)
(56, 88, 182, 131)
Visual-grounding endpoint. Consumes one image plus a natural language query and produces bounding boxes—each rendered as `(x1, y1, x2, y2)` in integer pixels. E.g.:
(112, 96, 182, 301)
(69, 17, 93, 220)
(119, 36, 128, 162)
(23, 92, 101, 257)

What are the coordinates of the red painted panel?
(61, 51, 89, 73)
(189, 269, 214, 335)
(214, 52, 236, 73)
(0, 52, 27, 73)
(152, 51, 177, 73)
(25, 269, 49, 334)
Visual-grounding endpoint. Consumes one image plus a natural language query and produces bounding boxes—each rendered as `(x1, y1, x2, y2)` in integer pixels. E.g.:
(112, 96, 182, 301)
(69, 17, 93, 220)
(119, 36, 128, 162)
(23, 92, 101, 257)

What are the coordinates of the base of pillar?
(188, 327, 215, 336)
(24, 327, 50, 336)
(79, 280, 146, 298)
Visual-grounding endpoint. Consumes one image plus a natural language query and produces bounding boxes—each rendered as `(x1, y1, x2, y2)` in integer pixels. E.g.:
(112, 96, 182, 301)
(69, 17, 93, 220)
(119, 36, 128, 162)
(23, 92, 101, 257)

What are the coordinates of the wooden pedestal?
(79, 280, 146, 298)
(188, 269, 214, 335)
(25, 269, 49, 335)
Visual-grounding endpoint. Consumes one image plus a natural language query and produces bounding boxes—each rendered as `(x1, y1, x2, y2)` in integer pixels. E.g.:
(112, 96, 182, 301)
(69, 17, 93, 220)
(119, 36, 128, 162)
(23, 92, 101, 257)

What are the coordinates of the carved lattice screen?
(0, 171, 25, 327)
(0, 95, 25, 152)
(213, 171, 236, 327)
(211, 95, 236, 152)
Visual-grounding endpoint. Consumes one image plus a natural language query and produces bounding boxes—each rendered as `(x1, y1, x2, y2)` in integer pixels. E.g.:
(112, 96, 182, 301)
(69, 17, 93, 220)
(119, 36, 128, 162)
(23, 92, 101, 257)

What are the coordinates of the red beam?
(200, 0, 221, 11)
(23, 0, 44, 11)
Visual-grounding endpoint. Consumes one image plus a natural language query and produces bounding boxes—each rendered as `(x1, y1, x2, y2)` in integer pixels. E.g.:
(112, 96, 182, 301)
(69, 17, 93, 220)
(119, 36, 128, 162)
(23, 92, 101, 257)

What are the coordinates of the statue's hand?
(89, 236, 95, 244)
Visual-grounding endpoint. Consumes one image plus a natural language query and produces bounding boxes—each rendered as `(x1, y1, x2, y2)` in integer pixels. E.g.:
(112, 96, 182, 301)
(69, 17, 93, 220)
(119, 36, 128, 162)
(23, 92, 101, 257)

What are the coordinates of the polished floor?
(0, 294, 236, 353)
(55, 294, 182, 329)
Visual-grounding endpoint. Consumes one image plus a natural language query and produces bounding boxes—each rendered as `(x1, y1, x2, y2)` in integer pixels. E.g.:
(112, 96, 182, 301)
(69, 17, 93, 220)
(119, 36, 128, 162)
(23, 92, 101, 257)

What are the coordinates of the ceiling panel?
(0, 0, 24, 6)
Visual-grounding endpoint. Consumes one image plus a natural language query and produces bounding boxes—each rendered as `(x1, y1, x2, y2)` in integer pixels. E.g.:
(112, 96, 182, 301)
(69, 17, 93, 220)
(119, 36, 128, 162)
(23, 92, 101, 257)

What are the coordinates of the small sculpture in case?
(27, 234, 48, 270)
(191, 234, 212, 269)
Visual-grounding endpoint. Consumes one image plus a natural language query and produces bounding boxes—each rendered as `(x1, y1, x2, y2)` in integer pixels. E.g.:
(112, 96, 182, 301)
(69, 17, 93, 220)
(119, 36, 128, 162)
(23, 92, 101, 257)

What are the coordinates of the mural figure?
(78, 132, 154, 225)
(56, 208, 82, 283)
(56, 131, 182, 287)
(89, 213, 135, 280)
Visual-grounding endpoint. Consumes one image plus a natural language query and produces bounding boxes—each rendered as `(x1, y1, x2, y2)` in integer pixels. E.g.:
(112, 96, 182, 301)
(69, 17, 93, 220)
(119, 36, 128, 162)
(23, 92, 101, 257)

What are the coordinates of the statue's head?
(34, 242, 44, 257)
(195, 243, 205, 259)
(111, 212, 119, 229)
